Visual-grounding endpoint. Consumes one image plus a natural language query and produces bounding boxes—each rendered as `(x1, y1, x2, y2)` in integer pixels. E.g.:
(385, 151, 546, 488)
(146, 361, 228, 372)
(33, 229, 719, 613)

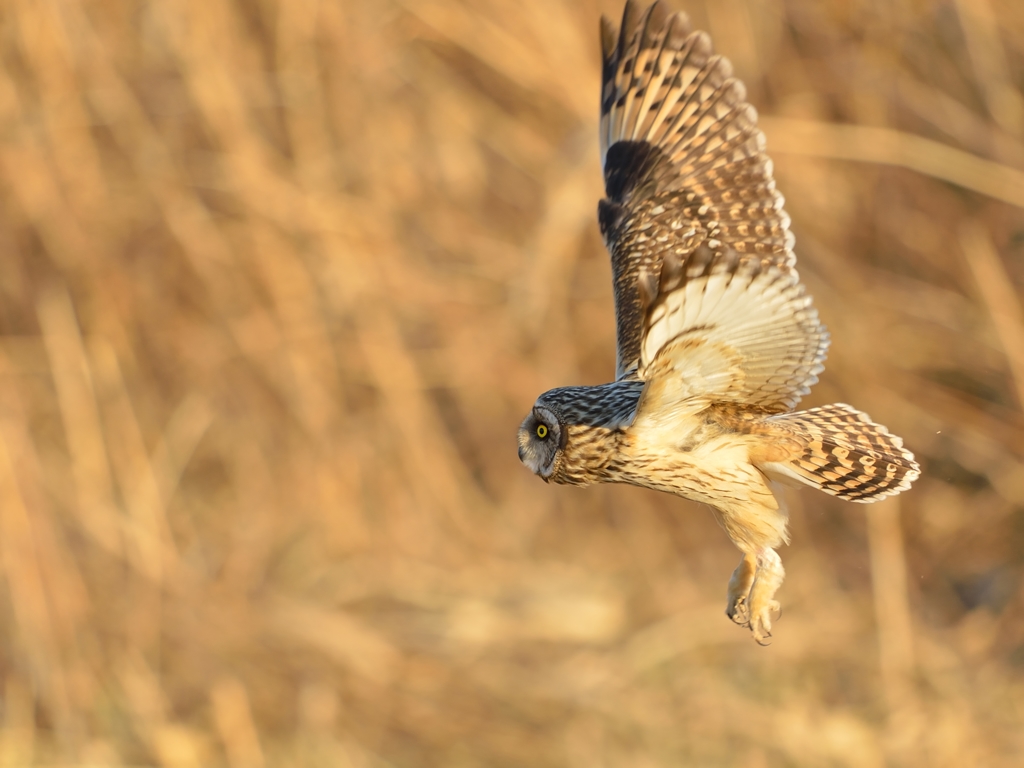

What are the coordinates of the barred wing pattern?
(761, 404, 920, 502)
(598, 1, 827, 414)
(633, 243, 827, 419)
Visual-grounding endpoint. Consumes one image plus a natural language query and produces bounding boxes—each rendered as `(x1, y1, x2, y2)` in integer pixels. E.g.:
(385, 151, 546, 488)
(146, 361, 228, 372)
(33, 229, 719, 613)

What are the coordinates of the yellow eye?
(536, 424, 548, 439)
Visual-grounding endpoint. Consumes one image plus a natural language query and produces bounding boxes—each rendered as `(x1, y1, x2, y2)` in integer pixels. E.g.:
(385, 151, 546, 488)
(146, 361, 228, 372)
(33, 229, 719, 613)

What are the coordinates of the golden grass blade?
(761, 118, 1024, 209)
(897, 75, 1024, 169)
(400, 0, 593, 119)
(211, 678, 266, 768)
(0, 679, 35, 766)
(954, 0, 1024, 136)
(959, 221, 1024, 412)
(91, 337, 180, 582)
(866, 498, 921, 753)
(0, 428, 61, 745)
(38, 288, 123, 557)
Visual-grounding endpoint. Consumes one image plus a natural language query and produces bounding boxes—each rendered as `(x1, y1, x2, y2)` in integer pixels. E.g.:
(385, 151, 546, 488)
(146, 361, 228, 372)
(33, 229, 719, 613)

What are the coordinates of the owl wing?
(597, 1, 828, 415)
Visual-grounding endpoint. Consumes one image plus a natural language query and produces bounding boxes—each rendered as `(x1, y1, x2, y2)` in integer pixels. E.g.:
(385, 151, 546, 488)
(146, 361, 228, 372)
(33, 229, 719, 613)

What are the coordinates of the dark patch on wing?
(597, 199, 627, 241)
(603, 140, 667, 203)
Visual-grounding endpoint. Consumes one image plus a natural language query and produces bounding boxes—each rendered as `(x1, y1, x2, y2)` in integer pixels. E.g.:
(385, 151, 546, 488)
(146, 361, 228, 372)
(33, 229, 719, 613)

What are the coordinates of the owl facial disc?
(517, 406, 561, 480)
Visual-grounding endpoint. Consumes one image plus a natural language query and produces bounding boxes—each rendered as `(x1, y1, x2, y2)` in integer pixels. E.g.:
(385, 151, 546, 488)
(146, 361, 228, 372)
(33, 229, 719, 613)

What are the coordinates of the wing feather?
(632, 242, 828, 421)
(598, 1, 823, 416)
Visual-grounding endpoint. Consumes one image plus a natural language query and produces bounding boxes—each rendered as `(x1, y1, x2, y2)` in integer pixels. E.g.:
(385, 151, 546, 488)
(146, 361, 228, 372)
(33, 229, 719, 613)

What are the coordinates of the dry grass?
(1, 0, 1023, 765)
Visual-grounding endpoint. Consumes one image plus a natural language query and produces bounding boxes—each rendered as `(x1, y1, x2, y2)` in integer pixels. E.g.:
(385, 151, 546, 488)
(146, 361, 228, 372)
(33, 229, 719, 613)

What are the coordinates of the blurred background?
(1, 0, 1023, 765)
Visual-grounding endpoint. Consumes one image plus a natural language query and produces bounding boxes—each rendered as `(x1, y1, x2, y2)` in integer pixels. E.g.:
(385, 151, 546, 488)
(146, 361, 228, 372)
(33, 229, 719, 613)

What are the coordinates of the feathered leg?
(727, 548, 785, 644)
(726, 552, 755, 625)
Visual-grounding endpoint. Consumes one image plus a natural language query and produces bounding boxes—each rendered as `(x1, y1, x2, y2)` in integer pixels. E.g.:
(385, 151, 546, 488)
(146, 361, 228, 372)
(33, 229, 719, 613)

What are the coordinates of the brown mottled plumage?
(516, 1, 920, 644)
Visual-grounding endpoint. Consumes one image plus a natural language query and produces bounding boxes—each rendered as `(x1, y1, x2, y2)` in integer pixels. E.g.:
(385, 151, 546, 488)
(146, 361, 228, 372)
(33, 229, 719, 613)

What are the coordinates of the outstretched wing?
(597, 1, 827, 415)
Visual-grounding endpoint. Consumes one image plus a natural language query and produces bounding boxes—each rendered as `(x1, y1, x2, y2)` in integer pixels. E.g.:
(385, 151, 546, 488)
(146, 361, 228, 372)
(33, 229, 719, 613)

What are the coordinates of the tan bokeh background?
(2, 0, 1024, 765)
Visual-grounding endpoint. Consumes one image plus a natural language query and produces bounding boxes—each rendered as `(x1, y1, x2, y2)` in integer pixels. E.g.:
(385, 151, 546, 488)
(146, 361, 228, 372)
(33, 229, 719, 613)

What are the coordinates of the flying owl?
(517, 0, 920, 644)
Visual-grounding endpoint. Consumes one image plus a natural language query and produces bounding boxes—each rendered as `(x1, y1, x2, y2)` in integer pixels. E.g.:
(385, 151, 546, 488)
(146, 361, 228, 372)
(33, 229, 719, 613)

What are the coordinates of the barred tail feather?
(760, 404, 920, 503)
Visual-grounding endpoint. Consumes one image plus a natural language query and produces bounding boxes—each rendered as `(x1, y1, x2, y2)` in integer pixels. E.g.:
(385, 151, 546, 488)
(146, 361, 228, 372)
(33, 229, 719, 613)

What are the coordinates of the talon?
(748, 600, 778, 644)
(726, 549, 785, 643)
(726, 552, 756, 627)
(727, 596, 750, 626)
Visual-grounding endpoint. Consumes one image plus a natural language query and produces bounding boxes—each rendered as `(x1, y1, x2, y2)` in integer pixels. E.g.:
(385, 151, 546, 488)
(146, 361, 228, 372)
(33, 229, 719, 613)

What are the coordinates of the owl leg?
(726, 552, 756, 625)
(726, 548, 785, 644)
(746, 547, 785, 645)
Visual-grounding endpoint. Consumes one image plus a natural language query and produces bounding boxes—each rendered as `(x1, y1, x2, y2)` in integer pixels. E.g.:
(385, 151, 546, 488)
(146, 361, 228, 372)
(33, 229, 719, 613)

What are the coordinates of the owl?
(517, 0, 920, 644)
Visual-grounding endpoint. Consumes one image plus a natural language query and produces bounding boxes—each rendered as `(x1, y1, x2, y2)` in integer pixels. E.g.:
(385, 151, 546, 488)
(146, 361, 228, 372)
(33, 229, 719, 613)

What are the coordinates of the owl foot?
(748, 598, 781, 645)
(726, 548, 785, 644)
(728, 595, 750, 626)
(726, 552, 756, 625)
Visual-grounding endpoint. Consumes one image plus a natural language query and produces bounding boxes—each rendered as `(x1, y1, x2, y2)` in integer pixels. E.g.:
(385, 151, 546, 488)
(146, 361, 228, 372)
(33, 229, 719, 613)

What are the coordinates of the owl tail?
(759, 404, 920, 503)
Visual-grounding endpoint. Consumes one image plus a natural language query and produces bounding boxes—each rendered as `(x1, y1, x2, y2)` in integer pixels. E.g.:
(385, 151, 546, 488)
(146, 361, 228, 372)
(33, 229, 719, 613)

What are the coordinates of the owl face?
(517, 405, 563, 480)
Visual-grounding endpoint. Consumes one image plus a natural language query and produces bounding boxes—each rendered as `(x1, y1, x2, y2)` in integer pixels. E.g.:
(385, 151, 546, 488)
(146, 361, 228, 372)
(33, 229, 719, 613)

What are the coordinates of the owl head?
(517, 404, 564, 481)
